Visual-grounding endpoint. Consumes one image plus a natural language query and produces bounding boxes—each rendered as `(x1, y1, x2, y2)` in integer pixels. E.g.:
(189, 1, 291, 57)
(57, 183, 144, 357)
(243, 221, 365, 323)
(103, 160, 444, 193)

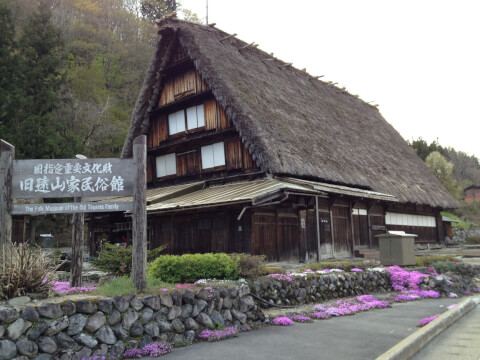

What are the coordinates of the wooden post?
(132, 135, 147, 291)
(70, 197, 84, 287)
(0, 140, 14, 247)
(315, 196, 321, 261)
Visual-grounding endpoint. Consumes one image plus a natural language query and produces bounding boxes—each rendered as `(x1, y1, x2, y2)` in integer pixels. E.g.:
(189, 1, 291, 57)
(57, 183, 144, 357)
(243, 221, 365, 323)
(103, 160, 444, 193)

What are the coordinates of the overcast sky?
(180, 0, 480, 159)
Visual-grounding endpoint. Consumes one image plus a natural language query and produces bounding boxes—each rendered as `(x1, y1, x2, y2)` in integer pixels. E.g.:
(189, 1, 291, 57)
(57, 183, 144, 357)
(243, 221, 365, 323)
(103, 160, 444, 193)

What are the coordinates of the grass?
(415, 255, 462, 267)
(299, 260, 367, 272)
(441, 211, 473, 229)
(93, 276, 173, 297)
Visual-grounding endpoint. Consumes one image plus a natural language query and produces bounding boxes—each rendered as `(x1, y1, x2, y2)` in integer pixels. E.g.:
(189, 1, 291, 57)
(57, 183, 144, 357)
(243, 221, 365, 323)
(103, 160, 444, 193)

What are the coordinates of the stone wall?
(0, 285, 263, 360)
(452, 227, 480, 244)
(249, 270, 392, 308)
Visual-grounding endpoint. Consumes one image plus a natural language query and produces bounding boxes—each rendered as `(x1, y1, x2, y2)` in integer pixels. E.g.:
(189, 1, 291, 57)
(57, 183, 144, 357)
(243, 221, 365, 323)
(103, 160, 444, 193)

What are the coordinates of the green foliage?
(92, 243, 166, 276)
(148, 253, 240, 283)
(453, 202, 480, 227)
(431, 261, 458, 274)
(140, 0, 177, 22)
(415, 255, 461, 267)
(228, 253, 266, 279)
(299, 260, 367, 272)
(258, 266, 286, 275)
(93, 275, 169, 297)
(466, 235, 480, 244)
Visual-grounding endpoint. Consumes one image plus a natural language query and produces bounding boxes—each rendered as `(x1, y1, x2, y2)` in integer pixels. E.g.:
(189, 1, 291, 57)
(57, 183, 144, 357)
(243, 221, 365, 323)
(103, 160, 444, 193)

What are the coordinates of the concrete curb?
(376, 297, 478, 360)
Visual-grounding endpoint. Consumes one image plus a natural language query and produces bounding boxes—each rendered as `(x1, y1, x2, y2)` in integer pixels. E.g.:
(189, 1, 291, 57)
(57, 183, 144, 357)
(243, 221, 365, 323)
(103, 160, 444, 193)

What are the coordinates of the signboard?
(12, 158, 133, 199)
(12, 201, 133, 215)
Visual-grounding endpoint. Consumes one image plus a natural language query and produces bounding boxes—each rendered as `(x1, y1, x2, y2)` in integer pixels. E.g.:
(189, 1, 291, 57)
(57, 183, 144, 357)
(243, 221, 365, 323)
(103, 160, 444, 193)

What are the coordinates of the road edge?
(376, 296, 479, 360)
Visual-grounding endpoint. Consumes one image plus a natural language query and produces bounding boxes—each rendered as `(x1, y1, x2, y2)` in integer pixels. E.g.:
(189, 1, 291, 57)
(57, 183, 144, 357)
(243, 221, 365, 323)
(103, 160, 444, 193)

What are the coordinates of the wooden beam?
(219, 33, 237, 42)
(329, 199, 335, 256)
(132, 135, 147, 291)
(315, 196, 321, 262)
(0, 139, 14, 247)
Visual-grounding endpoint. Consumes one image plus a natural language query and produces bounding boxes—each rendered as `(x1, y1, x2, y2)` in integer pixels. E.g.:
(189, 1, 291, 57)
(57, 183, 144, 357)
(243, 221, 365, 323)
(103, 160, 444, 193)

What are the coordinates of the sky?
(180, 0, 480, 159)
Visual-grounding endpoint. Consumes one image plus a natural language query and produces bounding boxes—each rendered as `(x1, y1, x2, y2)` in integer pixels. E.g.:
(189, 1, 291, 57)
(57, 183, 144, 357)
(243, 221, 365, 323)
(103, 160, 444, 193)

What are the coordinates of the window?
(201, 142, 225, 169)
(156, 153, 176, 177)
(186, 104, 205, 130)
(385, 212, 436, 228)
(168, 110, 185, 135)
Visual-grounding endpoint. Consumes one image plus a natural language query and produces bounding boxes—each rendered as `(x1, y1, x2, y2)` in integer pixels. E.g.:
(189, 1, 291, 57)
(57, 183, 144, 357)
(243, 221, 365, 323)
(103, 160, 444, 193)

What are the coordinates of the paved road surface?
(142, 297, 460, 360)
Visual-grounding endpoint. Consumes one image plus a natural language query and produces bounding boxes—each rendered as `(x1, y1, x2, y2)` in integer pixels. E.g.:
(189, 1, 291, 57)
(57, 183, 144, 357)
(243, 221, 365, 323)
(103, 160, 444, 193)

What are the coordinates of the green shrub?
(416, 255, 461, 267)
(92, 244, 166, 276)
(228, 253, 266, 278)
(299, 260, 367, 272)
(258, 266, 286, 275)
(431, 261, 458, 274)
(466, 234, 480, 244)
(148, 253, 239, 283)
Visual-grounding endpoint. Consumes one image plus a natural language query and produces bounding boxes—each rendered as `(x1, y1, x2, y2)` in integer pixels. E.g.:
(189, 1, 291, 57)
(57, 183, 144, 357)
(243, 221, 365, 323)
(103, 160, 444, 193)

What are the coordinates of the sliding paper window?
(187, 104, 205, 130)
(156, 153, 176, 177)
(201, 142, 225, 169)
(168, 110, 185, 135)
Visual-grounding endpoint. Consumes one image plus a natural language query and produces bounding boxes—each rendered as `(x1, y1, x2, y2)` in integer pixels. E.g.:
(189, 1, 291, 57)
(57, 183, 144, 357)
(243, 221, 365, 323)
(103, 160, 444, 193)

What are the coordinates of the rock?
(37, 304, 62, 319)
(0, 340, 17, 360)
(185, 330, 195, 343)
(180, 304, 193, 321)
(170, 291, 182, 306)
(7, 318, 32, 340)
(75, 300, 97, 315)
(182, 290, 196, 305)
(210, 310, 225, 327)
(44, 316, 69, 337)
(85, 312, 106, 333)
(0, 308, 20, 323)
(0, 326, 4, 338)
(143, 295, 161, 310)
(97, 299, 113, 314)
(159, 293, 172, 308)
(72, 347, 91, 360)
(32, 354, 52, 360)
(139, 335, 153, 348)
(167, 305, 182, 321)
(238, 285, 250, 297)
(92, 344, 108, 356)
(192, 300, 207, 317)
(59, 353, 72, 360)
(113, 296, 129, 313)
(153, 308, 168, 322)
(239, 296, 255, 313)
(109, 341, 125, 358)
(95, 326, 117, 345)
(67, 314, 87, 336)
(129, 296, 143, 311)
(16, 339, 38, 358)
(7, 297, 30, 307)
(20, 307, 38, 323)
(55, 333, 77, 350)
(231, 309, 247, 324)
(126, 340, 139, 349)
(113, 325, 129, 340)
(221, 310, 232, 322)
(171, 319, 184, 334)
(157, 320, 172, 333)
(139, 308, 153, 324)
(130, 322, 143, 337)
(144, 324, 159, 337)
(27, 321, 49, 341)
(107, 310, 121, 326)
(170, 334, 186, 345)
(195, 288, 213, 302)
(195, 313, 213, 328)
(184, 318, 200, 331)
(121, 309, 138, 330)
(37, 337, 57, 354)
(222, 297, 233, 309)
(74, 334, 98, 348)
(227, 287, 238, 298)
(60, 302, 76, 317)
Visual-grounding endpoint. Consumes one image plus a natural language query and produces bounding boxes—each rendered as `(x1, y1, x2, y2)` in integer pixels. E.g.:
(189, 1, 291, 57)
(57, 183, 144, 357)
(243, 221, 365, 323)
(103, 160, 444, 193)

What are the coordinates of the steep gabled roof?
(122, 19, 457, 209)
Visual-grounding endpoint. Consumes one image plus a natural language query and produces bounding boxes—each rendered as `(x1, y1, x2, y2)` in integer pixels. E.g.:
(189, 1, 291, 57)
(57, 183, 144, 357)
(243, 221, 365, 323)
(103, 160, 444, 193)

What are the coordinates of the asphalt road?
(142, 297, 460, 360)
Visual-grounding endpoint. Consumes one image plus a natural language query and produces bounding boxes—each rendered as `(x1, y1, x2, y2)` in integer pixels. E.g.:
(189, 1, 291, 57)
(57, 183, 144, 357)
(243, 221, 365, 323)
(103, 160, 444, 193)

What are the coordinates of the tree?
(140, 0, 177, 22)
(425, 151, 462, 198)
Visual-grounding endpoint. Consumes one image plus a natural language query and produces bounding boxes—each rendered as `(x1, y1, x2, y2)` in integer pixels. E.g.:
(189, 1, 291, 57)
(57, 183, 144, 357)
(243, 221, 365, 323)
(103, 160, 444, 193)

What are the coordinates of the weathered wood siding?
(158, 69, 209, 106)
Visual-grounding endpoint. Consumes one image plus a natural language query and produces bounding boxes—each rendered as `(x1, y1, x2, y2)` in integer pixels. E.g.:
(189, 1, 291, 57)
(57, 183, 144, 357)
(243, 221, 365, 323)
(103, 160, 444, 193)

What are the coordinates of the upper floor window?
(156, 153, 176, 177)
(168, 104, 205, 135)
(201, 142, 225, 169)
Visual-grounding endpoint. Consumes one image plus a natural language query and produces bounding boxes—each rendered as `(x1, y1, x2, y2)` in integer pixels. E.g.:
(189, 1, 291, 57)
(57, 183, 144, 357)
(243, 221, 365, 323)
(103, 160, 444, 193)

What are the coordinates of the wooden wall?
(158, 69, 209, 106)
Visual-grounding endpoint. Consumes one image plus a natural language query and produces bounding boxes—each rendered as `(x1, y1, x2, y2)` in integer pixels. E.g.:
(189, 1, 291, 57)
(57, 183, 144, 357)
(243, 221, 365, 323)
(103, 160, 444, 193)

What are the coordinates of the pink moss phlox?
(386, 266, 428, 291)
(268, 273, 293, 282)
(176, 283, 194, 289)
(160, 288, 169, 292)
(304, 269, 313, 273)
(449, 292, 458, 298)
(123, 342, 172, 358)
(463, 290, 472, 295)
(447, 303, 457, 310)
(391, 293, 420, 302)
(52, 281, 96, 294)
(323, 269, 331, 273)
(412, 289, 441, 299)
(417, 314, 440, 327)
(198, 327, 237, 342)
(291, 314, 312, 323)
(310, 311, 330, 319)
(272, 316, 294, 326)
(351, 268, 363, 272)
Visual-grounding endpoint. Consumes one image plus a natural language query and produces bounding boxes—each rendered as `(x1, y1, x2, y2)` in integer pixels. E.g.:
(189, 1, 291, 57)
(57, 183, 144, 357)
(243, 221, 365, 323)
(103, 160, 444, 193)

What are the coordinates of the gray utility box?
(376, 231, 417, 266)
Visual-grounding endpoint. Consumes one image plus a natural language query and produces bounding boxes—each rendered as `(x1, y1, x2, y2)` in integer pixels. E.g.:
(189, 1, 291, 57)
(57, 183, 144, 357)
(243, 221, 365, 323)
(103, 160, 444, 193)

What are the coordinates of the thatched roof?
(122, 19, 457, 209)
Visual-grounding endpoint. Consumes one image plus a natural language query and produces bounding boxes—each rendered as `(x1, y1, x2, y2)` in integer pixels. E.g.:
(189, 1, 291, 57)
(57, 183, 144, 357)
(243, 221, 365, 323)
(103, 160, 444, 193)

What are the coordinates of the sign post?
(132, 136, 147, 291)
(0, 140, 14, 247)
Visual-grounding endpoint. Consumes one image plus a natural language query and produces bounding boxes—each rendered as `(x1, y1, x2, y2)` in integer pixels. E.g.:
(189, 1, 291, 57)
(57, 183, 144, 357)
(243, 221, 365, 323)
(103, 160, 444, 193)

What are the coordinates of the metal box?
(376, 231, 417, 266)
